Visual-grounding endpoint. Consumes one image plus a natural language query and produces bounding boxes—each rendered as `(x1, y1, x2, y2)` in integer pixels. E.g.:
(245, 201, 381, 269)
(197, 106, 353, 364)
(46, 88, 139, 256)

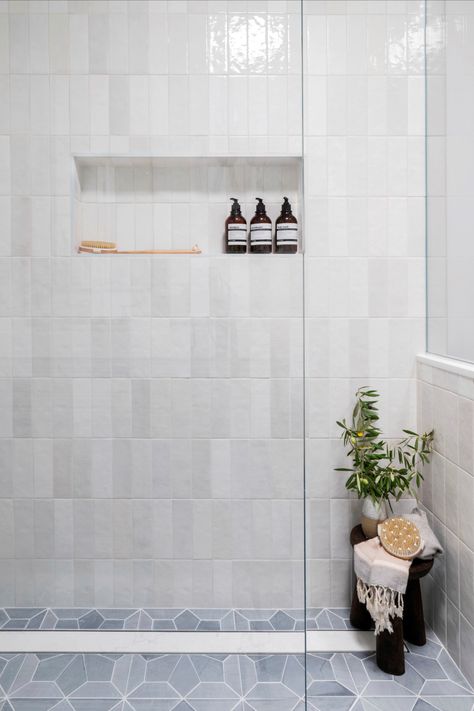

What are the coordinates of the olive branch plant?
(336, 387, 434, 507)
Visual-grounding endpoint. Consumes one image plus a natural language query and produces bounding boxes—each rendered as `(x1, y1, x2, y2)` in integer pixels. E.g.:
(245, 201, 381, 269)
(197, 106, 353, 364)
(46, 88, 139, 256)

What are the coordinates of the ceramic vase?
(361, 498, 387, 538)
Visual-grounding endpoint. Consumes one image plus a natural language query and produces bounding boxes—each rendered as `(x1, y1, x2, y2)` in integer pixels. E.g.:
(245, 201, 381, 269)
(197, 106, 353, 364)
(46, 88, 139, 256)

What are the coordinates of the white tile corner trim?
(0, 631, 374, 655)
(417, 352, 474, 379)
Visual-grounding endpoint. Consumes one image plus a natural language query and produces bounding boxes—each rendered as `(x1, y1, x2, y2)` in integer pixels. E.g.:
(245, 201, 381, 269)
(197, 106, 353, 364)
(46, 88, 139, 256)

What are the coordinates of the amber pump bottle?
(225, 198, 247, 253)
(250, 197, 272, 254)
(275, 197, 298, 254)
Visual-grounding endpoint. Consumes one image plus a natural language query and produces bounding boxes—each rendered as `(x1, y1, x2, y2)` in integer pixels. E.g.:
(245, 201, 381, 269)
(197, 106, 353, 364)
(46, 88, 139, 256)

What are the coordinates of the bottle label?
(250, 223, 272, 245)
(227, 224, 247, 246)
(276, 223, 298, 245)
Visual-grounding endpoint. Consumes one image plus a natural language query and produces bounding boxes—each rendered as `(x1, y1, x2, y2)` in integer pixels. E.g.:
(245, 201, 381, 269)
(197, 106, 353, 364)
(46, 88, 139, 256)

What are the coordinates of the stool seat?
(350, 524, 433, 676)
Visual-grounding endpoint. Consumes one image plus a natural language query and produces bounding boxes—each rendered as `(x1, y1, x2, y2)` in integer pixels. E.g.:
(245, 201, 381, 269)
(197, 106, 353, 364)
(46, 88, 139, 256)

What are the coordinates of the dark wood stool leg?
(376, 615, 405, 676)
(350, 581, 372, 630)
(403, 578, 426, 646)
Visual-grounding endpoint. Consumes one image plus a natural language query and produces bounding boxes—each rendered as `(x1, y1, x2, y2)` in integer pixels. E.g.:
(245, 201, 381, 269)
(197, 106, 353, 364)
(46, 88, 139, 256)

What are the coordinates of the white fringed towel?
(354, 536, 411, 635)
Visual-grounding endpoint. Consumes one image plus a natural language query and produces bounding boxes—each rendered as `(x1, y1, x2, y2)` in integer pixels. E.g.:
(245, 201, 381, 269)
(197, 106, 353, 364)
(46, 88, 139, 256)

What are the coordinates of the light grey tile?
(0, 499, 14, 559)
(12, 379, 31, 437)
(459, 543, 474, 628)
(308, 499, 331, 558)
(445, 528, 460, 608)
(445, 461, 459, 538)
(0, 439, 13, 497)
(73, 500, 95, 559)
(14, 499, 34, 558)
(33, 439, 53, 497)
(446, 598, 461, 667)
(53, 440, 73, 498)
(34, 500, 54, 558)
(458, 468, 474, 551)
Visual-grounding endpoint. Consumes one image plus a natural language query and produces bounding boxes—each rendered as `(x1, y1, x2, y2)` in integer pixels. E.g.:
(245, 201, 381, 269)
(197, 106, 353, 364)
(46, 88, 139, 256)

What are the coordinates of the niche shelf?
(72, 155, 303, 255)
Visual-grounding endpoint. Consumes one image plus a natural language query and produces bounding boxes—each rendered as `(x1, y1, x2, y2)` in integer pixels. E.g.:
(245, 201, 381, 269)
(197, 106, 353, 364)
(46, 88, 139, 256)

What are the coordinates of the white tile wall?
(304, 0, 426, 607)
(0, 0, 305, 608)
(418, 358, 474, 686)
(2, 0, 430, 614)
(427, 0, 474, 363)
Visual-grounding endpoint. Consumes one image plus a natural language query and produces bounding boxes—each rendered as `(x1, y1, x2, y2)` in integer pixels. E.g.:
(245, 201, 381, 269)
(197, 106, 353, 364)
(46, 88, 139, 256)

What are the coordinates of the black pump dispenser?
(230, 197, 242, 217)
(275, 196, 298, 254)
(225, 197, 247, 254)
(281, 197, 292, 215)
(250, 197, 272, 253)
(255, 197, 266, 215)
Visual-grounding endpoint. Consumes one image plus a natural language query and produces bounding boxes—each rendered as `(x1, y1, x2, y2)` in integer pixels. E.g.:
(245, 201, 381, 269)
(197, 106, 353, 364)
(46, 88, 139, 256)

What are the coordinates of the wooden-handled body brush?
(78, 241, 201, 254)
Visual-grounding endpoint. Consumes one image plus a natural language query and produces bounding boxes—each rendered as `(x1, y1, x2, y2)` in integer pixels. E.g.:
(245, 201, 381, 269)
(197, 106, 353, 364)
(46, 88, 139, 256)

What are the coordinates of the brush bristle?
(81, 240, 116, 249)
(78, 240, 117, 253)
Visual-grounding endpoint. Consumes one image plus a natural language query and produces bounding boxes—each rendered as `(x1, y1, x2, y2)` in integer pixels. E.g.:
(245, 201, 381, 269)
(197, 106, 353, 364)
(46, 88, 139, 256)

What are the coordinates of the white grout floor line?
(0, 629, 375, 654)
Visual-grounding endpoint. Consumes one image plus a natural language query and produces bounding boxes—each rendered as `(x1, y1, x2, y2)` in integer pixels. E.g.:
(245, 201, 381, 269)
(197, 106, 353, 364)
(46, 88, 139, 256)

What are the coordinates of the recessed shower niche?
(72, 155, 303, 255)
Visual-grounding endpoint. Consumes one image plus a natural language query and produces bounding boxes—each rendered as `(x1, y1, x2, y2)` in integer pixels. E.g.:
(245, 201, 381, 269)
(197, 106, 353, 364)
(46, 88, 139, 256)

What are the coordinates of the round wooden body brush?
(378, 516, 424, 560)
(78, 241, 201, 254)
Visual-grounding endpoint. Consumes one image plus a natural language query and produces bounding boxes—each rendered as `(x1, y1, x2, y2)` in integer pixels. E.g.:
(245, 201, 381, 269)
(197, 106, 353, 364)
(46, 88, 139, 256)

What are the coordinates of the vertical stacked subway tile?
(304, 0, 427, 611)
(0, 0, 305, 611)
(418, 357, 474, 687)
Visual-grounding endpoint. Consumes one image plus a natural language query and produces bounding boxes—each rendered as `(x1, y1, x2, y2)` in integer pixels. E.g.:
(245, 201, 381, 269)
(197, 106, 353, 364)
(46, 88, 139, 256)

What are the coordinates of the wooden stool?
(350, 524, 433, 676)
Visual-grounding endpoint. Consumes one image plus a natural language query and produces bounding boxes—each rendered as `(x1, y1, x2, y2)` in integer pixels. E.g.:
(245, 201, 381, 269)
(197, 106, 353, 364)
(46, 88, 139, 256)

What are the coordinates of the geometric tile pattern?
(0, 608, 357, 632)
(0, 633, 472, 711)
(307, 631, 474, 711)
(0, 653, 306, 711)
(306, 608, 357, 631)
(0, 608, 306, 632)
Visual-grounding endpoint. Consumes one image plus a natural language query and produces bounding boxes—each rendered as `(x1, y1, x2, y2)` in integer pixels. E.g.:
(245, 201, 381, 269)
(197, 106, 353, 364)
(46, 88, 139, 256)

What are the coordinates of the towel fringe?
(356, 577, 404, 635)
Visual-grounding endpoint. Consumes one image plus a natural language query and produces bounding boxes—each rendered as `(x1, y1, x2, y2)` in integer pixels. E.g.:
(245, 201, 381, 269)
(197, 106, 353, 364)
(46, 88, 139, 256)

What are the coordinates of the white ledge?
(417, 352, 474, 379)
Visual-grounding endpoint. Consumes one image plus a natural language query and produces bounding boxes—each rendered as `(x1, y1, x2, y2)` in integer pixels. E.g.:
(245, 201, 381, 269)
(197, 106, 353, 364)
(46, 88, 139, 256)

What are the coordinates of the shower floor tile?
(0, 608, 307, 632)
(0, 608, 351, 632)
(0, 637, 471, 711)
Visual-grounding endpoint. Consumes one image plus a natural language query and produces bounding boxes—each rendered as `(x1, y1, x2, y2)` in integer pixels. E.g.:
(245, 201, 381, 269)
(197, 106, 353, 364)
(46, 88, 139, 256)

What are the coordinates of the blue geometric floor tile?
(422, 681, 474, 696)
(168, 657, 199, 696)
(223, 656, 242, 695)
(84, 655, 115, 682)
(406, 655, 447, 680)
(34, 656, 76, 682)
(7, 702, 57, 711)
(359, 698, 417, 711)
(308, 698, 354, 711)
(127, 702, 176, 711)
(188, 682, 239, 699)
(187, 701, 240, 711)
(306, 656, 335, 681)
(398, 664, 425, 694)
(425, 699, 474, 711)
(10, 682, 62, 699)
(362, 681, 415, 697)
(437, 651, 473, 692)
(128, 683, 179, 699)
(255, 655, 286, 682)
(0, 648, 470, 710)
(69, 682, 121, 698)
(57, 657, 87, 696)
(406, 641, 442, 660)
(307, 680, 355, 697)
(68, 701, 119, 711)
(411, 701, 441, 711)
(146, 656, 180, 683)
